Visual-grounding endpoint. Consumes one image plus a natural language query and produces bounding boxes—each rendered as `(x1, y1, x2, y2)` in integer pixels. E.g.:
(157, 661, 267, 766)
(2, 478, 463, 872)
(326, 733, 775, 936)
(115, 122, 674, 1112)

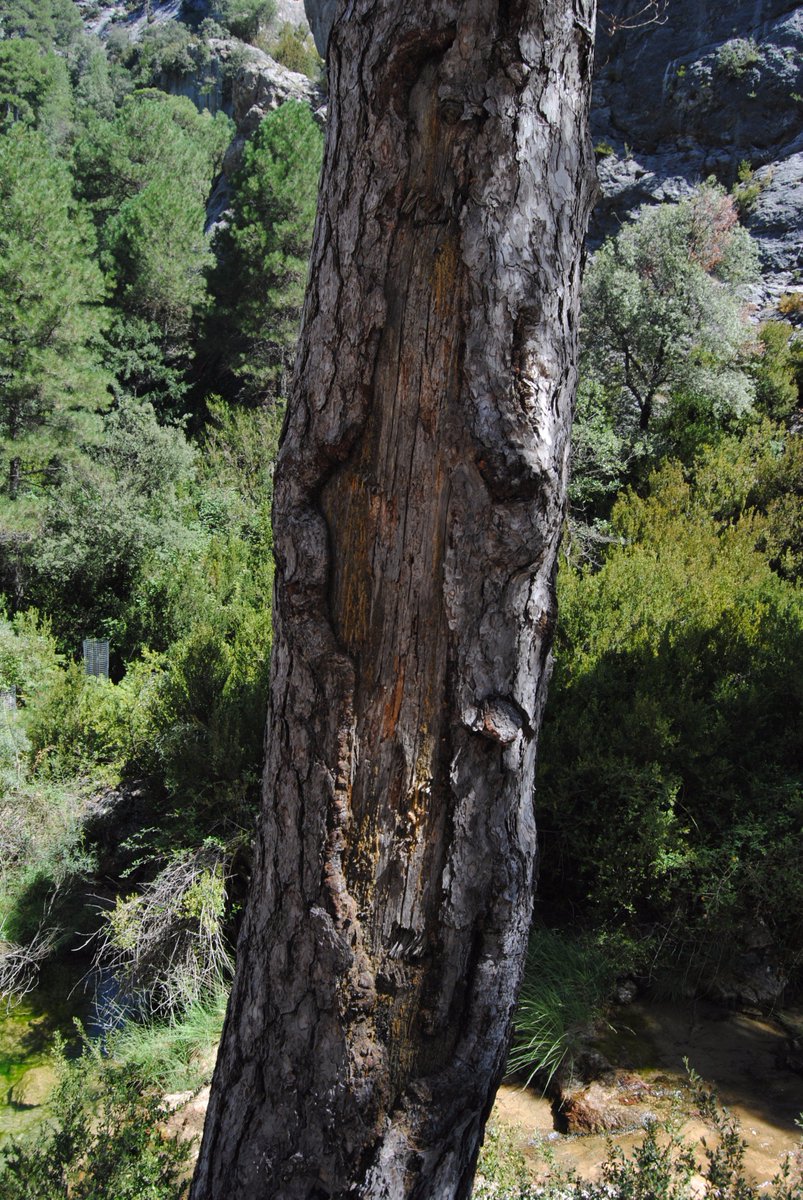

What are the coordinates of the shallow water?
(493, 999, 803, 1186)
(0, 962, 100, 1140)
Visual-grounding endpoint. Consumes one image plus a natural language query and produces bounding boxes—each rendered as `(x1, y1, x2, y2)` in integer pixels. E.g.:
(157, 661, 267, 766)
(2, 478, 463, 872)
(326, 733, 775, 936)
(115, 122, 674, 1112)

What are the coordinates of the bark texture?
(191, 1, 597, 1196)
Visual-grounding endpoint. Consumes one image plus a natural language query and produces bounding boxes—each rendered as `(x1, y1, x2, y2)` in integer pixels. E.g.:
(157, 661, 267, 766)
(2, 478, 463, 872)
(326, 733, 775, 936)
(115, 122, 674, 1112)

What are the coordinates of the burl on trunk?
(191, 0, 596, 1195)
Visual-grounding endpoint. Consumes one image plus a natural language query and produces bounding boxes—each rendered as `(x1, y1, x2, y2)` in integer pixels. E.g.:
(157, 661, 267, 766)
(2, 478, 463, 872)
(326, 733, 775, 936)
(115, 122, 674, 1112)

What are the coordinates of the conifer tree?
(207, 101, 323, 403)
(0, 127, 109, 499)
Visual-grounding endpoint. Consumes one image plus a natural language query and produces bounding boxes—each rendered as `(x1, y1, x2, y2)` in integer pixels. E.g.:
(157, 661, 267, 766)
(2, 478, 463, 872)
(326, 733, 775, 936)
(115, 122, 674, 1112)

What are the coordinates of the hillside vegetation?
(0, 1, 801, 1195)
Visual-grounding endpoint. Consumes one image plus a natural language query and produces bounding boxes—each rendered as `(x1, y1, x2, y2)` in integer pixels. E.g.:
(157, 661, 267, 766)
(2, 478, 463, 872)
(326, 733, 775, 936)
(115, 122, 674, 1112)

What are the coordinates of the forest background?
(0, 0, 801, 1195)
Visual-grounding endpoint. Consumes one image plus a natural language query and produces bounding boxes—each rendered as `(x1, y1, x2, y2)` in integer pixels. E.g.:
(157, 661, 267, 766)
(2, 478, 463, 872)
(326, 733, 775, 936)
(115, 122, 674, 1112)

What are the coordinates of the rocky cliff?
(81, 0, 801, 303)
(592, 0, 803, 302)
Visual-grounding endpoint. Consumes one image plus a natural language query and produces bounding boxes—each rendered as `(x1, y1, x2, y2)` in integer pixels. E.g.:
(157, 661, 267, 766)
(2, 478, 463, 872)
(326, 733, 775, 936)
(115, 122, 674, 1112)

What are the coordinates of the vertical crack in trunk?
(191, 1, 597, 1197)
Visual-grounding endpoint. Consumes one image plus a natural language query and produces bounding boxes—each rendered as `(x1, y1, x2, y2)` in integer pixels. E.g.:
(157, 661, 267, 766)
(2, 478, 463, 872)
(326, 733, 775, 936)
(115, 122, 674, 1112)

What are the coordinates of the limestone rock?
(9, 1064, 57, 1109)
(590, 0, 803, 299)
(557, 1070, 657, 1135)
(304, 0, 337, 58)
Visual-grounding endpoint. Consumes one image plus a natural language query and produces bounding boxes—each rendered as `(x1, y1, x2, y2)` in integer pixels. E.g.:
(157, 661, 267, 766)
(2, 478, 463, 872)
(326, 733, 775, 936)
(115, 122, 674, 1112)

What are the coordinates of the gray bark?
(191, 0, 597, 1196)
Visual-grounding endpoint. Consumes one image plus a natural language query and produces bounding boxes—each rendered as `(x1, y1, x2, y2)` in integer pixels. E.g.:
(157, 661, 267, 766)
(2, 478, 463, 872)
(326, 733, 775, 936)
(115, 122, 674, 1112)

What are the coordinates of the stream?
(493, 999, 803, 1186)
(2, 983, 803, 1187)
(0, 961, 125, 1141)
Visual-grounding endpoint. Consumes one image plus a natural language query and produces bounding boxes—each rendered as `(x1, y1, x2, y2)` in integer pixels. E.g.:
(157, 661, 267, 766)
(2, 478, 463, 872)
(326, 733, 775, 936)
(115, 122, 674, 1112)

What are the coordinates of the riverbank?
(493, 998, 803, 1188)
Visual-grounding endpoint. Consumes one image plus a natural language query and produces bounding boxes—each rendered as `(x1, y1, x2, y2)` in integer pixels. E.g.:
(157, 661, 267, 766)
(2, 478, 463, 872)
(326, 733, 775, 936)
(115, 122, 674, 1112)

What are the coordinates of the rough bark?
(191, 1, 597, 1196)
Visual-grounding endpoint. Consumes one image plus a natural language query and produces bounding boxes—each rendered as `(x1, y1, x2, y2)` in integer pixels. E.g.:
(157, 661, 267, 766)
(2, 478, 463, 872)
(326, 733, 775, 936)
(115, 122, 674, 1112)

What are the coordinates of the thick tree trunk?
(191, 1, 596, 1196)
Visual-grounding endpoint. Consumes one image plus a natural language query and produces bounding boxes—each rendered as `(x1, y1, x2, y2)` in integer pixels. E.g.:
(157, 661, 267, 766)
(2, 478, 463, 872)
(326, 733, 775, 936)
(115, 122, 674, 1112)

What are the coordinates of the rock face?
(590, 0, 803, 298)
(303, 0, 337, 57)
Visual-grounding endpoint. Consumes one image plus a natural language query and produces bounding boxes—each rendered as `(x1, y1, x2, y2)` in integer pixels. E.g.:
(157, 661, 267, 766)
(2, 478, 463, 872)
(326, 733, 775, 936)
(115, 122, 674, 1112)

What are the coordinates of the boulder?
(9, 1064, 57, 1109)
(557, 1070, 658, 1135)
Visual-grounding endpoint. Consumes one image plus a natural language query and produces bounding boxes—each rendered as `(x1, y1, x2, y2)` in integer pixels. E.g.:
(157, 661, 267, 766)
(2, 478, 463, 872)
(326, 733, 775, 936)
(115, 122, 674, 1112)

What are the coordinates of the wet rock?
(552, 1048, 657, 1135)
(9, 1064, 57, 1109)
(614, 976, 638, 1005)
(558, 1072, 657, 1135)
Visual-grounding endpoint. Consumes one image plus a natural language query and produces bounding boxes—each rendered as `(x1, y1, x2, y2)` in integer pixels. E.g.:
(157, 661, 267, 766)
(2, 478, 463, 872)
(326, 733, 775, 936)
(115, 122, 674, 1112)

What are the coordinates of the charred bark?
(191, 1, 597, 1196)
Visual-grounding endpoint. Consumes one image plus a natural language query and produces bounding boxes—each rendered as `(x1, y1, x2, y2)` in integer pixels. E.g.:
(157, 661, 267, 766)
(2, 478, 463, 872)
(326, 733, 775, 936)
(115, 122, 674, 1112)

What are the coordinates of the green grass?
(110, 985, 228, 1092)
(506, 928, 621, 1090)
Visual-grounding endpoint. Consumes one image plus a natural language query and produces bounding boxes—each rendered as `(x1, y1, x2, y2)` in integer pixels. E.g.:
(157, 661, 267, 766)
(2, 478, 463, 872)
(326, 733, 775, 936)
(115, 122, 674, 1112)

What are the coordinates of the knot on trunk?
(471, 696, 529, 745)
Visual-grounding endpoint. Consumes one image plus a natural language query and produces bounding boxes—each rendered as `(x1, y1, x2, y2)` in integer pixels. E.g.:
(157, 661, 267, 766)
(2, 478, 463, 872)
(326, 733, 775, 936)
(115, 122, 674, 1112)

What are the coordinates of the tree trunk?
(191, 1, 597, 1196)
(8, 456, 20, 501)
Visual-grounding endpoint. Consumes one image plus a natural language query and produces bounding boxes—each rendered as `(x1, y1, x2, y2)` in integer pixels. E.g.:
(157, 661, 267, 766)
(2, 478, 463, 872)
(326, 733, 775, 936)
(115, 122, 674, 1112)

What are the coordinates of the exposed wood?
(191, 0, 597, 1195)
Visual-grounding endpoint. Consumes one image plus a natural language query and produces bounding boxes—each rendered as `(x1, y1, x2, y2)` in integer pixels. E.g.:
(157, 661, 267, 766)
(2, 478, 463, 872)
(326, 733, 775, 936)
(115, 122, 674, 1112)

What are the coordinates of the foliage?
(750, 320, 802, 422)
(74, 91, 231, 408)
(22, 661, 160, 781)
(540, 430, 803, 984)
(24, 398, 198, 657)
(507, 928, 622, 1089)
(214, 0, 277, 42)
(579, 185, 759, 499)
(266, 22, 323, 79)
(93, 844, 233, 1019)
(0, 126, 110, 500)
(0, 608, 62, 700)
(0, 37, 72, 139)
(207, 101, 322, 402)
(731, 159, 768, 218)
(128, 21, 206, 85)
(0, 771, 94, 954)
(716, 37, 762, 79)
(0, 0, 82, 50)
(111, 984, 227, 1091)
(473, 1124, 534, 1200)
(0, 1034, 191, 1200)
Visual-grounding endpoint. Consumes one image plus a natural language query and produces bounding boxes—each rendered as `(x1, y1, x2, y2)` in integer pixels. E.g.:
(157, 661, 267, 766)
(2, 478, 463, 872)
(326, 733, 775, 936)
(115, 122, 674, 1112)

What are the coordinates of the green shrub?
(474, 1124, 533, 1200)
(0, 609, 62, 703)
(214, 0, 276, 42)
(716, 38, 762, 79)
(24, 659, 160, 782)
(539, 432, 803, 983)
(265, 22, 322, 79)
(0, 1034, 191, 1199)
(92, 844, 233, 1019)
(0, 777, 94, 948)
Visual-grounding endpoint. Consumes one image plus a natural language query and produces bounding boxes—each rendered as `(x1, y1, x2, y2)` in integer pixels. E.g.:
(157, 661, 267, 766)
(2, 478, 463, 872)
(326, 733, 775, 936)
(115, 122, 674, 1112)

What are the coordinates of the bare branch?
(601, 0, 669, 35)
(0, 928, 56, 1006)
(91, 844, 234, 1020)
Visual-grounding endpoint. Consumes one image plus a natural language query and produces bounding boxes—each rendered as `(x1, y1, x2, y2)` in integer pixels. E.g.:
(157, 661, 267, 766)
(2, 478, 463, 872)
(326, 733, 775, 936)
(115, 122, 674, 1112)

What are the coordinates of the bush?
(214, 0, 276, 42)
(0, 1034, 191, 1200)
(716, 37, 762, 79)
(0, 776, 94, 951)
(266, 22, 322, 80)
(92, 843, 233, 1019)
(539, 432, 803, 983)
(23, 659, 160, 782)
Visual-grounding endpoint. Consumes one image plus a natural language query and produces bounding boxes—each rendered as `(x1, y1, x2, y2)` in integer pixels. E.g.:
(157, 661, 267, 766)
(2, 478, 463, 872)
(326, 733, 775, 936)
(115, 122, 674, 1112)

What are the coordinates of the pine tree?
(207, 101, 323, 403)
(0, 126, 109, 499)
